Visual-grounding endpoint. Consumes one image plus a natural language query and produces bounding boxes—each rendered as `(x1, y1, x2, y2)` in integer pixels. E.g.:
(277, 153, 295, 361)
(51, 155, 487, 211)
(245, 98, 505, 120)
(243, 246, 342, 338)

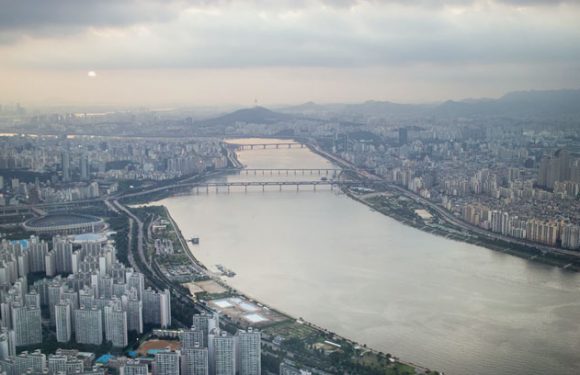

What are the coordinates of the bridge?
(227, 143, 305, 151)
(192, 180, 357, 193)
(224, 168, 344, 175)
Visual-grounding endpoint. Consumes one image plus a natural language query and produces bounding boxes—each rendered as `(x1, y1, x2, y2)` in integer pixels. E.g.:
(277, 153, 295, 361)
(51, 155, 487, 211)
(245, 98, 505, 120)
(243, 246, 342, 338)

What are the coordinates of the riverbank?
(154, 139, 580, 375)
(346, 190, 580, 271)
(155, 191, 433, 374)
(307, 143, 580, 273)
(139, 144, 435, 374)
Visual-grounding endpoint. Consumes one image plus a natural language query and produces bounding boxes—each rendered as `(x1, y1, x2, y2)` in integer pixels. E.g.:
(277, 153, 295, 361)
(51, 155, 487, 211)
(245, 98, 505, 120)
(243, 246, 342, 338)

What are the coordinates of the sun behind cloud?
(87, 71, 97, 78)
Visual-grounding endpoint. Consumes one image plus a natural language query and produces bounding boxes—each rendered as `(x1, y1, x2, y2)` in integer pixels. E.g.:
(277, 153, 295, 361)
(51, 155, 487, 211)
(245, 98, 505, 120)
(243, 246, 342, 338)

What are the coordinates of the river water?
(155, 138, 580, 375)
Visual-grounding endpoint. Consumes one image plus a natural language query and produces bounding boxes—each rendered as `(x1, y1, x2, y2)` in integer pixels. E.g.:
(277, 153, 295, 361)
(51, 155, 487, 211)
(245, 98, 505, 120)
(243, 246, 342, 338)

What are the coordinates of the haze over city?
(2, 1, 580, 375)
(1, 0, 580, 107)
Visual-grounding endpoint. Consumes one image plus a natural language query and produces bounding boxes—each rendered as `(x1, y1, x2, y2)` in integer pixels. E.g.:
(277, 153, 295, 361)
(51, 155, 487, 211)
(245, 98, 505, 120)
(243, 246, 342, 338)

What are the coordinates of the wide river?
(155, 139, 580, 375)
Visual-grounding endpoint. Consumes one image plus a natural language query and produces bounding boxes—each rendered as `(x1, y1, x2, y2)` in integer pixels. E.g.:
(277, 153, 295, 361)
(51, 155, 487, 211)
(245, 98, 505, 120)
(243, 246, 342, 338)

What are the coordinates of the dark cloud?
(0, 0, 579, 71)
(0, 0, 574, 36)
(0, 0, 192, 37)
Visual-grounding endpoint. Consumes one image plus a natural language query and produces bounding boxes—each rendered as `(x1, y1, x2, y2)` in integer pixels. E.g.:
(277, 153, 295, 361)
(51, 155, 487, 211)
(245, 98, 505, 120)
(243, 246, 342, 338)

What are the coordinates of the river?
(153, 138, 580, 375)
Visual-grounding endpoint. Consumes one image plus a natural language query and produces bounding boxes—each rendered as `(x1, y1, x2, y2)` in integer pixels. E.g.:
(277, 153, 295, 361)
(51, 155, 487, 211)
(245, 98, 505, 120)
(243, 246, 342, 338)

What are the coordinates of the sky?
(0, 0, 579, 107)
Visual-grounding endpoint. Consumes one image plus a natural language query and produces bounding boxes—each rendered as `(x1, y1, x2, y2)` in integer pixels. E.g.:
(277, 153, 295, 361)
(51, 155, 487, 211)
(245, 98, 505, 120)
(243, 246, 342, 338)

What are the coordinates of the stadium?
(23, 213, 106, 235)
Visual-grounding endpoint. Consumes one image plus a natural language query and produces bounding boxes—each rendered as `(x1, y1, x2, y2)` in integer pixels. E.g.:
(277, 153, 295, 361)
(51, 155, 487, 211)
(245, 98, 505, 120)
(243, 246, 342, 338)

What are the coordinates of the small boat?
(190, 237, 200, 245)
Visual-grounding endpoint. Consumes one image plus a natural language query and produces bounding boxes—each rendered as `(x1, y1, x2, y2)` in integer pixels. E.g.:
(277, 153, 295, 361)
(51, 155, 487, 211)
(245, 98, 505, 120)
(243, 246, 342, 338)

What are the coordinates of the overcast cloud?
(0, 0, 579, 106)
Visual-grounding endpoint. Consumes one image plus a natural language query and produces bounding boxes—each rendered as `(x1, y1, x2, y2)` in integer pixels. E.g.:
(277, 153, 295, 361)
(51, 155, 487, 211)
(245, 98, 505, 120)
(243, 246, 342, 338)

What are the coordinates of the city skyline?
(1, 1, 579, 374)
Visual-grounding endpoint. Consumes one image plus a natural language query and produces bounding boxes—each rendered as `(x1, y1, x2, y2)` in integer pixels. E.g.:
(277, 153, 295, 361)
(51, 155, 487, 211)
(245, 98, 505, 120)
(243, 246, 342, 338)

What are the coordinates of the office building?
(62, 151, 71, 182)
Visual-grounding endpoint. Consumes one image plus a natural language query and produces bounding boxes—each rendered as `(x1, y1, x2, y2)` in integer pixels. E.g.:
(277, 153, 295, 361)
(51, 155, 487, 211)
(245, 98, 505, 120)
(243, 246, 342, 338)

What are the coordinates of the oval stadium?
(23, 213, 106, 235)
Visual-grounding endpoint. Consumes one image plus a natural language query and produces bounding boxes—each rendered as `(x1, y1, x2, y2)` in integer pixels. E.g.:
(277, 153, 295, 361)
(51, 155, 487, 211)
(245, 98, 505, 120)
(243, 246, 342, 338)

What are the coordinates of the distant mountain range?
(434, 89, 580, 117)
(198, 89, 580, 125)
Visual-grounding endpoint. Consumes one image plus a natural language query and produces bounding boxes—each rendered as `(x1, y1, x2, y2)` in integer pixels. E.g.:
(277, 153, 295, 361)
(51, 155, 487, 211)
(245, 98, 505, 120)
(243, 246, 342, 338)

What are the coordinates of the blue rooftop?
(96, 354, 113, 364)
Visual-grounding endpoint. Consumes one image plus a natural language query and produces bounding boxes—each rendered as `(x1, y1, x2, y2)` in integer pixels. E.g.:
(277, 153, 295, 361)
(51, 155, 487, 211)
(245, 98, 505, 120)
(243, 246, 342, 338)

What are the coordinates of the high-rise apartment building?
(237, 328, 261, 375)
(74, 306, 103, 345)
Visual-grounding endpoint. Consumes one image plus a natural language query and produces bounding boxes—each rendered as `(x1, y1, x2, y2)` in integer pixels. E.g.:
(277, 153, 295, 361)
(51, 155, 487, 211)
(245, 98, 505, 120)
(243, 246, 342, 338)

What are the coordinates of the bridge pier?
(296, 185, 299, 192)
(206, 186, 209, 193)
(244, 185, 248, 193)
(279, 185, 282, 191)
(262, 184, 265, 192)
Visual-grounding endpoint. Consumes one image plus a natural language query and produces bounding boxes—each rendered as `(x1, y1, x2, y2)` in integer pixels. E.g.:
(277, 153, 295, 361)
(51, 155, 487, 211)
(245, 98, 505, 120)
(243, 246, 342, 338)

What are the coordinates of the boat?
(190, 237, 200, 245)
(216, 264, 236, 277)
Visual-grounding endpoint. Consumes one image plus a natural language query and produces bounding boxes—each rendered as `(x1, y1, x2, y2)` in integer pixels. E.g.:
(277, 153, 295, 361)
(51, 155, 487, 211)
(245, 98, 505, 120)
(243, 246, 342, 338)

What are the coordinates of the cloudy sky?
(0, 0, 579, 107)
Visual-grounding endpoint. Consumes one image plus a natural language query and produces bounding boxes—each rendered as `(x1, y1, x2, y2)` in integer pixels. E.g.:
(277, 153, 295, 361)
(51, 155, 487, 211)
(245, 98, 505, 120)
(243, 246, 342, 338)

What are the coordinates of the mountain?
(280, 100, 428, 118)
(199, 106, 294, 125)
(434, 89, 580, 117)
(201, 89, 580, 125)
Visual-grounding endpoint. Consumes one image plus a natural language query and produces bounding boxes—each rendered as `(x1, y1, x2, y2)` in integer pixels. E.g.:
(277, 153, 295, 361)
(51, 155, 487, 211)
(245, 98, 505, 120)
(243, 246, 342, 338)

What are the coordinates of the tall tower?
(80, 154, 90, 181)
(398, 128, 408, 146)
(61, 151, 71, 182)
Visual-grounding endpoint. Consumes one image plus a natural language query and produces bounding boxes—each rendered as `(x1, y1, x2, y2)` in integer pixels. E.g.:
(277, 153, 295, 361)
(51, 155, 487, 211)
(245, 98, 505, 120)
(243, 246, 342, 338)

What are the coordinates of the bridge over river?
(192, 179, 357, 192)
(227, 142, 306, 151)
(223, 168, 346, 175)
